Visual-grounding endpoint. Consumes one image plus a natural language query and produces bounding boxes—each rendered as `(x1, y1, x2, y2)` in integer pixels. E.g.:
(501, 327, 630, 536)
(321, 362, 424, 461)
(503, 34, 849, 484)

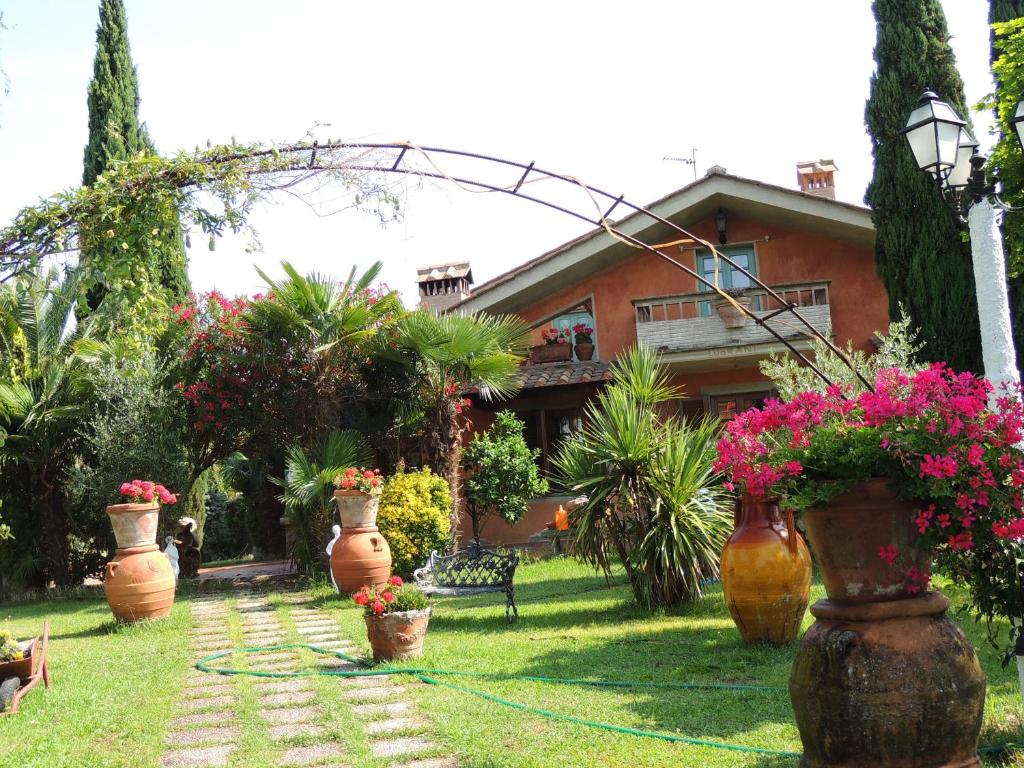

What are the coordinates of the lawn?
(1, 559, 1023, 768)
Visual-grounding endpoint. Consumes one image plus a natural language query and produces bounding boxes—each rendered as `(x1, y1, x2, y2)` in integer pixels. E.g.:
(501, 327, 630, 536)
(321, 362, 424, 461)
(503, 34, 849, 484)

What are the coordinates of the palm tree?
(552, 346, 732, 607)
(274, 430, 371, 574)
(0, 269, 96, 586)
(387, 310, 530, 540)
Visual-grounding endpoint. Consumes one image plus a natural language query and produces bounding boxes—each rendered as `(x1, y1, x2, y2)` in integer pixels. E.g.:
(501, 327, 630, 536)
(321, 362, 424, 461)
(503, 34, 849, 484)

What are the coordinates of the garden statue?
(325, 524, 342, 591)
(174, 517, 202, 579)
(163, 536, 180, 583)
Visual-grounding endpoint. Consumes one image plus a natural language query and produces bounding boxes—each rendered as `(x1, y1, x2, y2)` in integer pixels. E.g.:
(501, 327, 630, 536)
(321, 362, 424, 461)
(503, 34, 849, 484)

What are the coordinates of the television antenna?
(663, 148, 698, 181)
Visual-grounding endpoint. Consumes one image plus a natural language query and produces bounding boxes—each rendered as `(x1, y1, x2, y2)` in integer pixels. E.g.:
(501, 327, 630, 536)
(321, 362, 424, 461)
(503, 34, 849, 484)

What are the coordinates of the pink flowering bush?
(715, 364, 1024, 581)
(119, 479, 178, 505)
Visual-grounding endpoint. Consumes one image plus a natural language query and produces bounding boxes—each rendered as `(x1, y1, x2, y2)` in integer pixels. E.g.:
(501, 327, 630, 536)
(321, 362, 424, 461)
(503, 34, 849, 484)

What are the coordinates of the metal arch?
(0, 139, 872, 390)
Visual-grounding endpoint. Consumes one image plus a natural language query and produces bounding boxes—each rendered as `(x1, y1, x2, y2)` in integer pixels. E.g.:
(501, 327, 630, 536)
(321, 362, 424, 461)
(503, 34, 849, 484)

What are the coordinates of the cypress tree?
(865, 0, 982, 374)
(82, 0, 190, 310)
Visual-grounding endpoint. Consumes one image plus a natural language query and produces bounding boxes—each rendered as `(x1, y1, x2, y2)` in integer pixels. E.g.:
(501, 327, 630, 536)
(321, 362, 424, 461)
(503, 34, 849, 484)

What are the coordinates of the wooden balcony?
(633, 281, 831, 371)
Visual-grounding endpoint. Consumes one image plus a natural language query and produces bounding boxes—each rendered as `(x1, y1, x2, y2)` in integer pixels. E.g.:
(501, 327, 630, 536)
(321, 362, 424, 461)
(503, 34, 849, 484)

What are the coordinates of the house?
(425, 162, 885, 546)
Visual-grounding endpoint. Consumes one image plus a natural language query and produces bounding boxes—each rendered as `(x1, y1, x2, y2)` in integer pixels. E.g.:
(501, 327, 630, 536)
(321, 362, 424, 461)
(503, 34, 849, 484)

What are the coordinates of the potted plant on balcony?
(530, 327, 573, 364)
(713, 288, 753, 329)
(714, 364, 1024, 768)
(573, 323, 595, 361)
(355, 576, 432, 662)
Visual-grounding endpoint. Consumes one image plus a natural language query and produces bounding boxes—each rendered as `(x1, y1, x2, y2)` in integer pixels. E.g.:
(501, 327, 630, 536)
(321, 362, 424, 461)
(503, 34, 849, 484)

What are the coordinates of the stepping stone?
(343, 685, 404, 701)
(260, 705, 321, 724)
(301, 634, 342, 644)
(248, 652, 300, 664)
(182, 694, 234, 710)
(159, 745, 233, 767)
(351, 674, 391, 686)
(170, 710, 236, 728)
(259, 690, 316, 708)
(268, 722, 328, 740)
(253, 678, 312, 693)
(280, 594, 312, 603)
(365, 717, 426, 735)
(392, 759, 458, 768)
(370, 737, 435, 758)
(278, 744, 346, 766)
(194, 641, 232, 652)
(165, 725, 238, 745)
(242, 635, 283, 645)
(295, 621, 337, 630)
(351, 701, 410, 716)
(182, 683, 234, 698)
(261, 662, 301, 672)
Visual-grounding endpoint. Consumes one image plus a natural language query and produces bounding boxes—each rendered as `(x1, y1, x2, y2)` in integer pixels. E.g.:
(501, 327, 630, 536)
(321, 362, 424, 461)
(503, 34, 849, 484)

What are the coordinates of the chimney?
(415, 261, 473, 312)
(796, 159, 837, 199)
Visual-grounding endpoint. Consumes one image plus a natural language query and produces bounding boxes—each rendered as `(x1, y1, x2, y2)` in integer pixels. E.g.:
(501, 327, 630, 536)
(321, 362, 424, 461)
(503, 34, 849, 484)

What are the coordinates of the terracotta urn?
(721, 494, 811, 645)
(365, 607, 431, 662)
(530, 343, 573, 364)
(574, 341, 595, 361)
(334, 490, 380, 528)
(713, 294, 753, 329)
(329, 527, 392, 595)
(103, 544, 176, 623)
(788, 478, 985, 768)
(106, 502, 160, 549)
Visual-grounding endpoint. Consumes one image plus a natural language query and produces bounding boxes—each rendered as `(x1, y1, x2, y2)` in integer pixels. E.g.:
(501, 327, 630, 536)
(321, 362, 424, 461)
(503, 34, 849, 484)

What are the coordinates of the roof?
(415, 262, 474, 284)
(796, 159, 838, 175)
(453, 169, 874, 316)
(516, 361, 614, 390)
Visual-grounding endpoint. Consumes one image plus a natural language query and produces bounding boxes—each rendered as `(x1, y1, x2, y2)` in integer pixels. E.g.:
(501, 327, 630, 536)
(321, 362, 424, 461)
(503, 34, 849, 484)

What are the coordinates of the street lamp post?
(902, 90, 1021, 395)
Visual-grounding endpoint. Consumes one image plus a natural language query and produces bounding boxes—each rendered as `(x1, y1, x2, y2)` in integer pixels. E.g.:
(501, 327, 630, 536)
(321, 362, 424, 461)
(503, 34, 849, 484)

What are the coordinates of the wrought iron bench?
(413, 542, 519, 622)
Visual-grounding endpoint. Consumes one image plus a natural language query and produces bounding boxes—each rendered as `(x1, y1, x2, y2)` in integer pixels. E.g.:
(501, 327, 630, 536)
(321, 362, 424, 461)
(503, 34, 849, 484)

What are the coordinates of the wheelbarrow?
(0, 621, 50, 715)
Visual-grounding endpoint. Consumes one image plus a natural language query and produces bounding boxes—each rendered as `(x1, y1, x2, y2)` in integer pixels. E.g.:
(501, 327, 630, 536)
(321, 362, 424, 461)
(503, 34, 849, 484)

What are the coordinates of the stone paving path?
(159, 588, 459, 768)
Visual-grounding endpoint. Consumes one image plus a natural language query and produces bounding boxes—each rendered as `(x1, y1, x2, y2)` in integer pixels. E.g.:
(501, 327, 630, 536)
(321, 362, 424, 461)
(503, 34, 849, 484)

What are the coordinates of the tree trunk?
(38, 476, 71, 588)
(447, 418, 464, 551)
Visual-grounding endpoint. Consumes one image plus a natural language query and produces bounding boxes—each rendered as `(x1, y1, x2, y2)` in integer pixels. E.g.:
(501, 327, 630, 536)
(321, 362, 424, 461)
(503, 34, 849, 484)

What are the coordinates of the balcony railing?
(633, 281, 831, 356)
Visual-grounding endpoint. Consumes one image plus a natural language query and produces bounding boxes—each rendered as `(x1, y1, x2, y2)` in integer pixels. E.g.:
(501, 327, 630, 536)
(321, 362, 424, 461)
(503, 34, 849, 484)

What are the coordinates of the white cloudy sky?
(0, 1, 999, 304)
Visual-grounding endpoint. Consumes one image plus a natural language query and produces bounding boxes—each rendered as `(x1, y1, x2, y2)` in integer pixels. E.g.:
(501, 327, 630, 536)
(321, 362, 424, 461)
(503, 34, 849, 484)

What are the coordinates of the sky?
(0, 0, 1000, 305)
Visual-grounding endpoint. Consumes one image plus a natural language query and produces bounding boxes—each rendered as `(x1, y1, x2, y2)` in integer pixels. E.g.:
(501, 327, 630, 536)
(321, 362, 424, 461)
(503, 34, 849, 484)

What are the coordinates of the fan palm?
(0, 268, 96, 586)
(551, 345, 732, 607)
(273, 430, 371, 574)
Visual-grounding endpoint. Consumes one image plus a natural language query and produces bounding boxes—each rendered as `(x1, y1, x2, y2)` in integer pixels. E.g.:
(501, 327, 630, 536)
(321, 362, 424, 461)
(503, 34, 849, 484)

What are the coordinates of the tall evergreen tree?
(865, 0, 982, 373)
(81, 0, 190, 312)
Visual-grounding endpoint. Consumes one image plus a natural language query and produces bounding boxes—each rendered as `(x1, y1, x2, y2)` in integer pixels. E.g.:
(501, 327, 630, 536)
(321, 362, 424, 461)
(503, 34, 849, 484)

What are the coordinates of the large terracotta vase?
(365, 608, 431, 662)
(330, 491, 391, 594)
(721, 494, 811, 645)
(788, 478, 985, 768)
(103, 545, 176, 623)
(106, 502, 160, 549)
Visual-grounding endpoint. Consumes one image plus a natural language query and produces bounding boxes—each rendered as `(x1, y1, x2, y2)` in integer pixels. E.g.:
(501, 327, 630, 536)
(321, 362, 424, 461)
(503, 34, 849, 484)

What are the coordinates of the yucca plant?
(552, 346, 731, 607)
(274, 430, 371, 574)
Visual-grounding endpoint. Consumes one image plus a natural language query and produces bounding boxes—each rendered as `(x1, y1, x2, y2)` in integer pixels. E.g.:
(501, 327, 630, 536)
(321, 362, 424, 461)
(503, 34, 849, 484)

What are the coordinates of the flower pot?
(530, 343, 573, 364)
(790, 593, 985, 768)
(713, 295, 753, 329)
(103, 544, 176, 623)
(0, 638, 37, 685)
(721, 494, 811, 645)
(365, 607, 431, 662)
(329, 526, 392, 595)
(106, 502, 160, 549)
(334, 491, 380, 528)
(574, 342, 594, 361)
(802, 478, 931, 603)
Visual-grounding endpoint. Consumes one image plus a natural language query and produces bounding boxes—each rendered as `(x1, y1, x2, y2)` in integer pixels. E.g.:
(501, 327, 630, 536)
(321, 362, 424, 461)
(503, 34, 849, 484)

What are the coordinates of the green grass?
(308, 558, 1024, 768)
(2, 560, 1024, 768)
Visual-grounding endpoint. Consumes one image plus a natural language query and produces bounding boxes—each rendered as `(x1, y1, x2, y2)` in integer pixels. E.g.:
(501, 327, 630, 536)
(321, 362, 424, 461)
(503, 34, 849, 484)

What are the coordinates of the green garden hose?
(196, 643, 1020, 760)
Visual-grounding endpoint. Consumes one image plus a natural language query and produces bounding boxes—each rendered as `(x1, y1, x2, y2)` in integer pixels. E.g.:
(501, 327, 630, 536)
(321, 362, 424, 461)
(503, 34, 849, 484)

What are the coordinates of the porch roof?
(516, 361, 614, 390)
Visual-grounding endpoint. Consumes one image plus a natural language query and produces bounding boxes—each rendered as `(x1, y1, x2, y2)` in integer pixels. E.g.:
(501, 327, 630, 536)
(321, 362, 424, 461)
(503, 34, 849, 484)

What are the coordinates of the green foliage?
(276, 430, 371, 575)
(376, 467, 452, 576)
(552, 346, 732, 607)
(759, 308, 924, 399)
(463, 411, 547, 541)
(864, 0, 982, 373)
(388, 582, 429, 612)
(180, 470, 209, 547)
(0, 626, 22, 662)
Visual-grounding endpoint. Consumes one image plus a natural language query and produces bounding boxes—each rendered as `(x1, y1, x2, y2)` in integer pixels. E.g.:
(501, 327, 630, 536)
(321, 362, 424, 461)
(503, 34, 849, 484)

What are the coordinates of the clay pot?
(365, 608, 431, 662)
(329, 527, 392, 594)
(721, 494, 811, 645)
(790, 592, 985, 768)
(803, 478, 931, 603)
(106, 502, 160, 549)
(0, 638, 37, 685)
(104, 545, 176, 623)
(334, 491, 380, 528)
(713, 294, 753, 329)
(530, 343, 573, 364)
(574, 342, 595, 361)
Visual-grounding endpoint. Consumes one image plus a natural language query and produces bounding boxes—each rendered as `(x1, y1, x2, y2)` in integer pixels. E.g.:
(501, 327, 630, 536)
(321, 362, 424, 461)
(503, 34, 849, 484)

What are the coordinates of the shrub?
(376, 467, 451, 576)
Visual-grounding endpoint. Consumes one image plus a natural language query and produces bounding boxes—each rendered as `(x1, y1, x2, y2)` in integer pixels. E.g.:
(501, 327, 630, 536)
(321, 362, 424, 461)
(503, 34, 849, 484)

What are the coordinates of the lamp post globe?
(1011, 97, 1024, 155)
(901, 90, 967, 183)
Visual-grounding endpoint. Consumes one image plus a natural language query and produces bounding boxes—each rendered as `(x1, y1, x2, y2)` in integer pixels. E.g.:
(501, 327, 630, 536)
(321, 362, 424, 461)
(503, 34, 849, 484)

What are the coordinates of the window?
(515, 406, 585, 475)
(541, 300, 597, 362)
(696, 247, 760, 317)
(711, 391, 774, 420)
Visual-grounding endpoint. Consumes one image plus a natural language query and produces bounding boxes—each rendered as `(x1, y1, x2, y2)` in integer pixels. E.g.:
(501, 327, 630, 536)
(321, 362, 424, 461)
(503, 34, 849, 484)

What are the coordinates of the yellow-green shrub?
(377, 467, 452, 576)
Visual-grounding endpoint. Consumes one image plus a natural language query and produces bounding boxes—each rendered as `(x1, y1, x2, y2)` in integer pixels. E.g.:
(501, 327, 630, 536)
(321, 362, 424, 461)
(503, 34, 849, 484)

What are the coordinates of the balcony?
(633, 281, 831, 371)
